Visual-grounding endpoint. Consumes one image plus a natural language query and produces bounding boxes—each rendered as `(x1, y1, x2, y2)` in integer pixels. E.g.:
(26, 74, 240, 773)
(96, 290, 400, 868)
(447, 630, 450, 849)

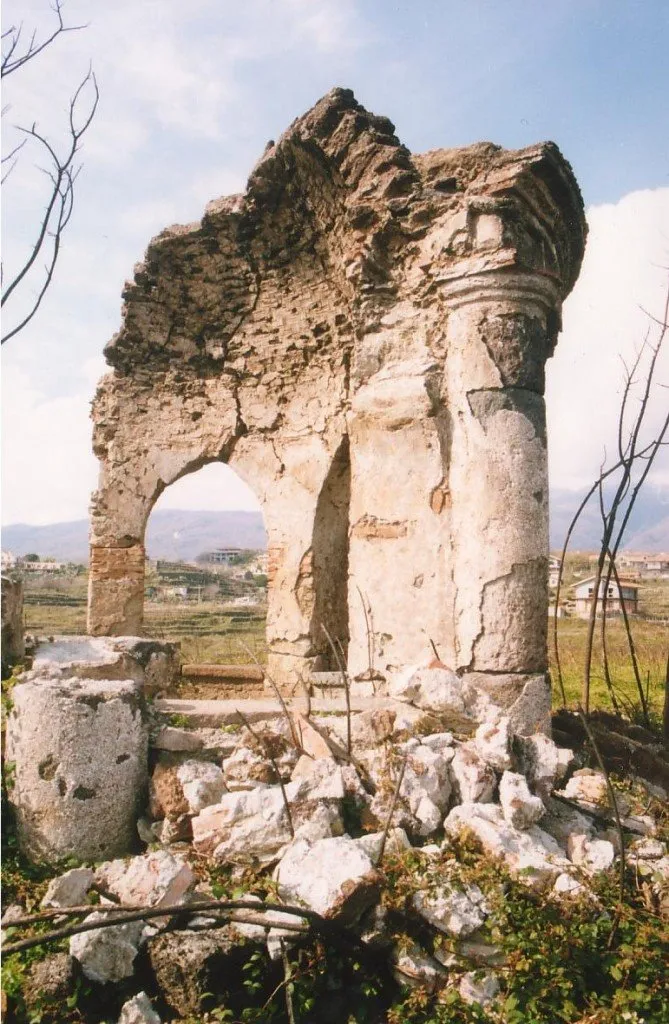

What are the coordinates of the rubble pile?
(4, 660, 667, 1023)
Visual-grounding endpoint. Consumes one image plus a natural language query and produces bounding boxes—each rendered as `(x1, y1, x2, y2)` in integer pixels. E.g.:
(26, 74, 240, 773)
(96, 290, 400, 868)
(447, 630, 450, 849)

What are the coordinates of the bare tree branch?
(1, 1, 87, 78)
(1, 7, 98, 345)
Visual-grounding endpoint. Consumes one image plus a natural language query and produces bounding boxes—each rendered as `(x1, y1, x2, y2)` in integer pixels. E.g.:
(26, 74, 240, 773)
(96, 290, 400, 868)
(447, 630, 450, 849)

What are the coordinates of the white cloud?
(546, 187, 669, 491)
(1, 364, 99, 525)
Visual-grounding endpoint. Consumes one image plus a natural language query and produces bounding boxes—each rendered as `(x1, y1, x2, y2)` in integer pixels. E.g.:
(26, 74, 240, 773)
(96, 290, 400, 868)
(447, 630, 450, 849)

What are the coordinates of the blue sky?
(2, 0, 668, 524)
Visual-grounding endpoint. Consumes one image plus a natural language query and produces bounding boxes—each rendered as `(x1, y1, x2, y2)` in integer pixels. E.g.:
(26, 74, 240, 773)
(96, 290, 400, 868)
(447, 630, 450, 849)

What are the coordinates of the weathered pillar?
(443, 271, 560, 730)
(88, 543, 145, 636)
(6, 677, 148, 862)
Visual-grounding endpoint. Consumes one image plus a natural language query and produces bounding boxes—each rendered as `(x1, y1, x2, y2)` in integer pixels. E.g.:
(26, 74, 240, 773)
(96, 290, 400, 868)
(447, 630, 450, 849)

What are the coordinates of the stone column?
(443, 271, 560, 731)
(6, 677, 148, 862)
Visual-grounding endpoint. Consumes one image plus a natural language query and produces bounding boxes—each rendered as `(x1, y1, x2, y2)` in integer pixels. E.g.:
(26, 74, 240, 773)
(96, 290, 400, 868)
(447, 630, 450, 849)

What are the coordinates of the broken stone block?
(474, 718, 512, 771)
(95, 850, 196, 908)
(25, 953, 76, 1014)
(290, 757, 346, 801)
(413, 883, 488, 938)
(153, 726, 203, 752)
(393, 941, 446, 991)
(552, 873, 587, 898)
(149, 754, 189, 820)
(176, 760, 226, 814)
(450, 744, 496, 804)
(192, 786, 294, 865)
(28, 635, 179, 694)
(499, 771, 545, 830)
(222, 744, 276, 790)
(420, 732, 455, 755)
(460, 672, 552, 736)
(517, 732, 562, 798)
(70, 912, 146, 983)
(118, 991, 162, 1024)
(291, 800, 344, 844)
(148, 927, 262, 1017)
(459, 970, 500, 1006)
(389, 665, 465, 714)
(539, 797, 594, 850)
(560, 769, 609, 811)
(6, 676, 148, 862)
(41, 867, 94, 910)
(567, 835, 616, 875)
(349, 707, 397, 746)
(275, 836, 380, 921)
(290, 711, 337, 758)
(390, 704, 444, 738)
(444, 803, 570, 888)
(352, 828, 411, 863)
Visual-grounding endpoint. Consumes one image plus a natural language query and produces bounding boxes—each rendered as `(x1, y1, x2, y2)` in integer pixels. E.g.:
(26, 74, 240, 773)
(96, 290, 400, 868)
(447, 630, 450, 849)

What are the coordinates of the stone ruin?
(87, 88, 586, 725)
(6, 98, 669, 1020)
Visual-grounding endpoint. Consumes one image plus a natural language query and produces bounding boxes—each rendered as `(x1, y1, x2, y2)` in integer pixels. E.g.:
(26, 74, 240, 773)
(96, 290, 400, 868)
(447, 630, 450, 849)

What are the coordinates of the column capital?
(440, 268, 563, 317)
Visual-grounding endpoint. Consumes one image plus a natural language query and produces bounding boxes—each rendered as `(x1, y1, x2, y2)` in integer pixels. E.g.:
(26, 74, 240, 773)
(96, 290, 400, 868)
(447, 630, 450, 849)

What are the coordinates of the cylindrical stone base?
(6, 677, 148, 863)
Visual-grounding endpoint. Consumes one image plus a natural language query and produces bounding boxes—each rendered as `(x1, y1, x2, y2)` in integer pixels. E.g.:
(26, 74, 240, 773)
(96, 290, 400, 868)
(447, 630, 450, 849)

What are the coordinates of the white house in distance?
(572, 575, 640, 619)
(548, 556, 561, 589)
(617, 552, 669, 577)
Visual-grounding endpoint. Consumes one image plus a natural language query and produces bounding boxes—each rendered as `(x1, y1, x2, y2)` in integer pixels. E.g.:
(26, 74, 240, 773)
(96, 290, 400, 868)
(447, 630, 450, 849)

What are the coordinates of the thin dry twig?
(577, 708, 626, 946)
(375, 750, 409, 868)
(2, 899, 382, 967)
(238, 640, 301, 751)
(322, 622, 351, 757)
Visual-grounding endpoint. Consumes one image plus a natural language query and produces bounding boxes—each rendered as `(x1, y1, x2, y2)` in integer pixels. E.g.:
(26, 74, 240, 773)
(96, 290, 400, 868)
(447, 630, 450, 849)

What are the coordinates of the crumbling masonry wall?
(88, 89, 586, 702)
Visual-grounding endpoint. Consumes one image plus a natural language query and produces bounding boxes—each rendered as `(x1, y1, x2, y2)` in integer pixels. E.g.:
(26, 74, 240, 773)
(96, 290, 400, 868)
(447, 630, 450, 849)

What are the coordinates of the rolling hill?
(2, 488, 667, 563)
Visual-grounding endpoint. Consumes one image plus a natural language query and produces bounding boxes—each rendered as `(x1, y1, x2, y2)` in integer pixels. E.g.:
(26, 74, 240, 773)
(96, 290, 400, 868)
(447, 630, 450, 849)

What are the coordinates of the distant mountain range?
(2, 488, 667, 563)
(2, 510, 267, 564)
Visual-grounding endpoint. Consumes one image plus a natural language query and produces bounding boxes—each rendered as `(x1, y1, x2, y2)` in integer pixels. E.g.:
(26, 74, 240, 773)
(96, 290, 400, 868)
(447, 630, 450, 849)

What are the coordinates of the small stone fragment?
(394, 941, 446, 991)
(567, 835, 616, 875)
(560, 769, 609, 810)
(552, 873, 587, 897)
(70, 912, 145, 983)
(499, 771, 545, 830)
(41, 867, 94, 910)
(118, 991, 162, 1024)
(413, 884, 488, 937)
(450, 744, 496, 804)
(176, 760, 226, 813)
(153, 726, 203, 752)
(459, 970, 499, 1006)
(474, 717, 512, 771)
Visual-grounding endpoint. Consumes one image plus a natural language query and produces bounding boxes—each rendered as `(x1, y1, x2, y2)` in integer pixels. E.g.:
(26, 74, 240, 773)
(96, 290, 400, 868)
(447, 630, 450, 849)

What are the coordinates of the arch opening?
(143, 461, 268, 678)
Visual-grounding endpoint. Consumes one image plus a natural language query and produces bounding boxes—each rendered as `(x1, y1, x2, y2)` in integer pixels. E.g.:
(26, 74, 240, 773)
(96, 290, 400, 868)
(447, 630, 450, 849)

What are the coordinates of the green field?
(20, 570, 668, 717)
(548, 615, 667, 720)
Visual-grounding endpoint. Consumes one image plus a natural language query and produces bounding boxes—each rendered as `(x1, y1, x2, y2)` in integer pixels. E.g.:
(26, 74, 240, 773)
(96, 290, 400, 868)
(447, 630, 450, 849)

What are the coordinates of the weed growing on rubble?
(377, 834, 669, 1024)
